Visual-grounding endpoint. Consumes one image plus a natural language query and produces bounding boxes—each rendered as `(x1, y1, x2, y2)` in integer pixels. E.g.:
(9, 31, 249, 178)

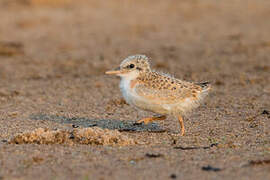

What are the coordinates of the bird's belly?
(133, 98, 199, 115)
(120, 80, 169, 114)
(124, 91, 172, 114)
(132, 96, 171, 114)
(125, 90, 199, 115)
(119, 79, 199, 115)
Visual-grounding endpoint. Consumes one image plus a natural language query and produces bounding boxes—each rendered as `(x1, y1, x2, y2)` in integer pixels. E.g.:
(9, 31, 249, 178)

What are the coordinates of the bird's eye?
(128, 64, 135, 69)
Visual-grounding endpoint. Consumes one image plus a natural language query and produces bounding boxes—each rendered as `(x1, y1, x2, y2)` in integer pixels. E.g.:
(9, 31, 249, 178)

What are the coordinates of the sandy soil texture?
(0, 0, 270, 179)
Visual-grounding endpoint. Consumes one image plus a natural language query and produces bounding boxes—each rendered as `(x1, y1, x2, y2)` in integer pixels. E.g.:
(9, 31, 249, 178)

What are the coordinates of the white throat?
(119, 71, 139, 104)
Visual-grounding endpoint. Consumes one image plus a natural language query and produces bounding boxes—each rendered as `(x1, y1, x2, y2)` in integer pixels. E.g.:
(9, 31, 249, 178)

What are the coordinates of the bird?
(105, 55, 211, 136)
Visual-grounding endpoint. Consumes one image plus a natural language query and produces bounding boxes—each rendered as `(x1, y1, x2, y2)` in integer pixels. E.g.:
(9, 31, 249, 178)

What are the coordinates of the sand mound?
(73, 127, 135, 145)
(10, 127, 135, 146)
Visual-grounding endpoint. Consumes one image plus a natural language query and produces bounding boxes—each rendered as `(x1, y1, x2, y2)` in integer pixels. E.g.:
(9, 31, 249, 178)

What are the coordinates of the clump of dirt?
(73, 127, 135, 146)
(9, 127, 136, 146)
(10, 128, 71, 145)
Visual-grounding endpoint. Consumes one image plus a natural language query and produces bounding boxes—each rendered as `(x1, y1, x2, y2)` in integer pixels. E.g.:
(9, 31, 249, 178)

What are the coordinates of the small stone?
(201, 165, 221, 172)
(145, 153, 163, 158)
(170, 174, 177, 179)
(72, 124, 79, 128)
(262, 110, 269, 115)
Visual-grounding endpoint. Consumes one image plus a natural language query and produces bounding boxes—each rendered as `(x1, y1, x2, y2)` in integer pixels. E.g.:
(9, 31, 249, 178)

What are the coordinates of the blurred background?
(1, 0, 269, 81)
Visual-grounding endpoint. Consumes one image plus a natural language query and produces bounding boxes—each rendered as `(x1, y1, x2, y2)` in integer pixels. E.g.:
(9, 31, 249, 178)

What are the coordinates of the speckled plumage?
(106, 54, 211, 136)
(131, 71, 210, 115)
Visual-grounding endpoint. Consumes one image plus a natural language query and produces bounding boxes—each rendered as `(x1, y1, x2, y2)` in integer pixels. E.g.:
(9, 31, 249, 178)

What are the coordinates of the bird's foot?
(135, 115, 166, 125)
(135, 117, 153, 125)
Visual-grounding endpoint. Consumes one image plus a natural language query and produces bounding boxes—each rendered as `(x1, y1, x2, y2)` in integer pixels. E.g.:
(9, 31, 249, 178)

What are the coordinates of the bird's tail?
(195, 81, 211, 102)
(196, 81, 211, 91)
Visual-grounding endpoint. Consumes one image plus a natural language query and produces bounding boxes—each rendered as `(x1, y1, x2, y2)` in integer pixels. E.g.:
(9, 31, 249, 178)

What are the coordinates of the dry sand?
(0, 0, 269, 179)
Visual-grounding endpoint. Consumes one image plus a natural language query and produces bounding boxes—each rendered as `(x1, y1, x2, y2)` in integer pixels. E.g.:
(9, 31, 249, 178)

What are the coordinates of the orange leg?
(136, 115, 166, 124)
(178, 116, 185, 136)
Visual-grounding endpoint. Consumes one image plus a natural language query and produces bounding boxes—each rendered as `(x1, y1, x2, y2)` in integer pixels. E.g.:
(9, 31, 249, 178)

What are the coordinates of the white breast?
(119, 71, 139, 105)
(120, 78, 131, 104)
(119, 75, 170, 114)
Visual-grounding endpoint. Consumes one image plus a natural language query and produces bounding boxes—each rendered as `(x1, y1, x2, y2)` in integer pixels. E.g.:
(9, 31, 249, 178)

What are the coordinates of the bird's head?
(105, 55, 151, 78)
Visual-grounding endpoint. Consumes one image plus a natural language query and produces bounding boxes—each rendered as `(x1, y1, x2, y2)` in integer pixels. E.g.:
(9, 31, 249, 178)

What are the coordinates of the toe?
(180, 130, 185, 136)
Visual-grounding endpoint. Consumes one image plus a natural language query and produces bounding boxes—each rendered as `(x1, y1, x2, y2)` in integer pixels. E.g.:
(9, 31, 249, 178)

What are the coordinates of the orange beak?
(105, 67, 121, 75)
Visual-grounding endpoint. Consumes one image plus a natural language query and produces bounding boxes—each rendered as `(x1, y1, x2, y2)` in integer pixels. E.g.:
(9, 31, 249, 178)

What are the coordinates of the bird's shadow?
(30, 114, 166, 133)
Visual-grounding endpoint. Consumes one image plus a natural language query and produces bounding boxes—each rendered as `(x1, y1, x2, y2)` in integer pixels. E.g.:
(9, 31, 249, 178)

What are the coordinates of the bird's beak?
(105, 67, 121, 75)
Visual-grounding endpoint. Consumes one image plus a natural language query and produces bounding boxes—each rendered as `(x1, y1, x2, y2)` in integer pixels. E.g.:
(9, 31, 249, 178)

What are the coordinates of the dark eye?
(128, 64, 135, 69)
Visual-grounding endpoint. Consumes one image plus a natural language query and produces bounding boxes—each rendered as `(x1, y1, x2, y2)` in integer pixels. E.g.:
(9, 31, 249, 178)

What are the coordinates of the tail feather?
(195, 81, 211, 102)
(195, 81, 211, 90)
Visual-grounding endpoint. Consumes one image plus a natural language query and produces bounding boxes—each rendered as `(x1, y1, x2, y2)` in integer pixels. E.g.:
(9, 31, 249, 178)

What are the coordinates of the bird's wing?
(134, 83, 195, 104)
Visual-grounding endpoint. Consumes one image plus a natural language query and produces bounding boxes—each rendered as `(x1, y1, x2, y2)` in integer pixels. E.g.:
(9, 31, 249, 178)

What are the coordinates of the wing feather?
(135, 83, 194, 104)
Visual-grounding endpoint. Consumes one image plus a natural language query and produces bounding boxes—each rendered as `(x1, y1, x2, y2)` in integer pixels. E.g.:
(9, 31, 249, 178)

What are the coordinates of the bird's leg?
(178, 116, 185, 136)
(136, 115, 166, 124)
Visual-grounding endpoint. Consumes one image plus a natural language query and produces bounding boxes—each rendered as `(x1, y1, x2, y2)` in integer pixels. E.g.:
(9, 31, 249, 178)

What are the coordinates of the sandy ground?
(0, 0, 270, 179)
